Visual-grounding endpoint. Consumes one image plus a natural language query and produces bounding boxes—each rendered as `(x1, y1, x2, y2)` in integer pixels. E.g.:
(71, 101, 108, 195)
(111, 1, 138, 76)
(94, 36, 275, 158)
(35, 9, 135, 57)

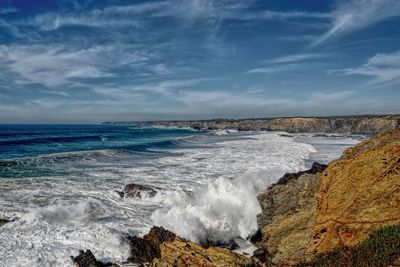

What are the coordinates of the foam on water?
(0, 131, 361, 266)
(151, 133, 316, 243)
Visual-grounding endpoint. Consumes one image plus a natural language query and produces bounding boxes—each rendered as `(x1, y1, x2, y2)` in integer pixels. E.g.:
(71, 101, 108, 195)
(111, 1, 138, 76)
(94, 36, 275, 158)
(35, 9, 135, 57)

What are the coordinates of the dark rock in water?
(248, 228, 262, 245)
(0, 218, 11, 226)
(116, 183, 157, 199)
(279, 134, 294, 137)
(205, 239, 239, 250)
(71, 250, 117, 267)
(127, 226, 176, 264)
(268, 162, 327, 190)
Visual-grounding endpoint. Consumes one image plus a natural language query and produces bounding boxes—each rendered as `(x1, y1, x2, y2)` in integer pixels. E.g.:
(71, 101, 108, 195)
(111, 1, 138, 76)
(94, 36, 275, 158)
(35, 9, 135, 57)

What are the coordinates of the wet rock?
(116, 183, 157, 199)
(205, 239, 239, 250)
(249, 229, 262, 245)
(127, 226, 176, 264)
(268, 162, 327, 190)
(0, 218, 11, 226)
(71, 250, 117, 267)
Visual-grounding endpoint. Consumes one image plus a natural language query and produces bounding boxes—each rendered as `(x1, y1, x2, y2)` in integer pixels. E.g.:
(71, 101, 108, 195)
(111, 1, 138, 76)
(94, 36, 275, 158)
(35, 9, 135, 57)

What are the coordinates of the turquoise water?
(0, 124, 202, 159)
(0, 124, 204, 178)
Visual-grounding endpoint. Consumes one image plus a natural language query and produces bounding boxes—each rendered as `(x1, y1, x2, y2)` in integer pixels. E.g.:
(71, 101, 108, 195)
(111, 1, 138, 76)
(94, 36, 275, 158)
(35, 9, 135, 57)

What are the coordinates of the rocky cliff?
(105, 115, 400, 134)
(256, 129, 400, 266)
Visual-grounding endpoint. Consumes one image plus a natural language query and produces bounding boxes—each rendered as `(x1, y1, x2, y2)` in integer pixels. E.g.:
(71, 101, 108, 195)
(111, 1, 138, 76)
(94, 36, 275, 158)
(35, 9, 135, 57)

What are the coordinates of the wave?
(151, 133, 316, 244)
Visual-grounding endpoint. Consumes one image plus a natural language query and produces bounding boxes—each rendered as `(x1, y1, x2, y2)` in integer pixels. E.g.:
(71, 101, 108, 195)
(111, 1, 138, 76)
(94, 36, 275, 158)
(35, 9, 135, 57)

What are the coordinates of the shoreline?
(69, 128, 400, 266)
(103, 114, 400, 135)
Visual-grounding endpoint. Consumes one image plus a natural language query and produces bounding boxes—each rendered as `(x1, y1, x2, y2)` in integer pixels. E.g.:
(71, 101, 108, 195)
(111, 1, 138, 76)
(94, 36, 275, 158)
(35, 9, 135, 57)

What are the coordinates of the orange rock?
(309, 129, 400, 254)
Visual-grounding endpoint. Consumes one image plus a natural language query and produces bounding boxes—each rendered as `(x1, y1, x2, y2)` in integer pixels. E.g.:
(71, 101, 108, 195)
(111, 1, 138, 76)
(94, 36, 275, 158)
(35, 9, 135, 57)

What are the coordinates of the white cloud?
(331, 50, 400, 85)
(246, 64, 301, 74)
(0, 44, 157, 87)
(312, 0, 400, 46)
(263, 53, 327, 64)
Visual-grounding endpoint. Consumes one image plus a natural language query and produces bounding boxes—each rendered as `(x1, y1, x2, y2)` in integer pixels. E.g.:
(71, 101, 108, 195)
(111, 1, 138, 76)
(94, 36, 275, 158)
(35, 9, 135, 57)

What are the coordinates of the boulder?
(71, 250, 116, 267)
(116, 183, 157, 199)
(0, 218, 11, 226)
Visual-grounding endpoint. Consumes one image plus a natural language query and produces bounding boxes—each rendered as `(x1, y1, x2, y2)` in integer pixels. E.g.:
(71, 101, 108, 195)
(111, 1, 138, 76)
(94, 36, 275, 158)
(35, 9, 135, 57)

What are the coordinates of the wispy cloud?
(263, 53, 328, 64)
(247, 53, 329, 75)
(312, 0, 400, 46)
(0, 44, 157, 87)
(330, 50, 400, 86)
(0, 6, 18, 14)
(246, 64, 301, 74)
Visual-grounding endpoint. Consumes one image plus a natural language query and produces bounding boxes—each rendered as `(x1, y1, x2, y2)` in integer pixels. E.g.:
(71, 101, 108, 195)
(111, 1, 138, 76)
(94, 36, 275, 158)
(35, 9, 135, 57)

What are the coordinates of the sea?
(0, 124, 364, 266)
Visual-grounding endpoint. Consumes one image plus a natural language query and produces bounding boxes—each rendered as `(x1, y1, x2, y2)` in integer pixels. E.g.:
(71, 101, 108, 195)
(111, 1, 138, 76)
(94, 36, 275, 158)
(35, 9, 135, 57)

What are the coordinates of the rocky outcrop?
(124, 226, 252, 267)
(256, 163, 326, 265)
(71, 250, 116, 267)
(105, 115, 400, 134)
(127, 226, 176, 264)
(309, 129, 400, 254)
(116, 183, 157, 199)
(255, 129, 400, 266)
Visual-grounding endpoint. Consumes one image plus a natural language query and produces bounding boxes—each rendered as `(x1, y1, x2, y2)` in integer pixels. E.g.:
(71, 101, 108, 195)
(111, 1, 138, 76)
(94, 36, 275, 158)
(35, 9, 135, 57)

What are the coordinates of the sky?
(0, 0, 400, 123)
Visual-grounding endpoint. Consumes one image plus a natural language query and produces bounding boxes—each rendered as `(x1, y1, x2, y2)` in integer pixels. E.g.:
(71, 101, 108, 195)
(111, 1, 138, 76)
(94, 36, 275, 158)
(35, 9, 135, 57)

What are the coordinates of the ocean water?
(0, 125, 362, 266)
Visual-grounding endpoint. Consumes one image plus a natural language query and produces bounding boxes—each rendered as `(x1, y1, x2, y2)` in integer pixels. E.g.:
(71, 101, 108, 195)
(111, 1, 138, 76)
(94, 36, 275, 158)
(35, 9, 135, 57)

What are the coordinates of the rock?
(205, 239, 240, 251)
(249, 229, 262, 245)
(126, 226, 254, 266)
(308, 129, 400, 254)
(116, 183, 157, 199)
(256, 164, 326, 265)
(0, 218, 11, 226)
(71, 250, 116, 267)
(251, 249, 271, 267)
(127, 226, 176, 264)
(147, 239, 252, 267)
(268, 162, 327, 189)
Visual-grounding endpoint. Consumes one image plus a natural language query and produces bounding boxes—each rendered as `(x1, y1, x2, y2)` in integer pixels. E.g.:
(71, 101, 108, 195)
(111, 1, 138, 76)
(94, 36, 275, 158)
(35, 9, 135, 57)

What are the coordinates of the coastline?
(1, 128, 399, 266)
(103, 114, 400, 135)
(68, 128, 400, 267)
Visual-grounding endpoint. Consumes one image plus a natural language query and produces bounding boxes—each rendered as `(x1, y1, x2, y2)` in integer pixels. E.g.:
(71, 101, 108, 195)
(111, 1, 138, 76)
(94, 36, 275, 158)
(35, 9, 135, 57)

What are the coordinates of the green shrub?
(295, 224, 400, 267)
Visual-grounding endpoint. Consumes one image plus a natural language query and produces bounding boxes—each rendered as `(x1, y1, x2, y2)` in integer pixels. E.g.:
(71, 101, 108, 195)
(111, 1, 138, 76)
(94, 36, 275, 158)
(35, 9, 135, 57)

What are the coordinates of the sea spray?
(151, 133, 317, 244)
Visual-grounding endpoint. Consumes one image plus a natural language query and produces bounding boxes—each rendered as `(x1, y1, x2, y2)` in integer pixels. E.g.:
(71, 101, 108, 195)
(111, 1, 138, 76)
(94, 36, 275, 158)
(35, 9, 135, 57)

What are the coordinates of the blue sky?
(0, 0, 400, 123)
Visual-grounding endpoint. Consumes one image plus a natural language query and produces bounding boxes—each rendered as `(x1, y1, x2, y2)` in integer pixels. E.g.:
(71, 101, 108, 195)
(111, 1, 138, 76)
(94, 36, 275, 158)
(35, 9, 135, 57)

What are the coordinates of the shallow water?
(0, 125, 361, 266)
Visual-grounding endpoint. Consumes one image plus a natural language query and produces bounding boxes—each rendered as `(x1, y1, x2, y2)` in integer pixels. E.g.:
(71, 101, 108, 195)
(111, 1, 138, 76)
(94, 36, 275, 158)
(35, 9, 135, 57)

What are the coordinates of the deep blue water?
(0, 124, 202, 160)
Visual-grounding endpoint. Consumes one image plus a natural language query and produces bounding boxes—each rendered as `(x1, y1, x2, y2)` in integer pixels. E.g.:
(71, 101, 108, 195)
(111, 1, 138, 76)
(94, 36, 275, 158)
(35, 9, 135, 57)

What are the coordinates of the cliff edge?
(255, 129, 400, 266)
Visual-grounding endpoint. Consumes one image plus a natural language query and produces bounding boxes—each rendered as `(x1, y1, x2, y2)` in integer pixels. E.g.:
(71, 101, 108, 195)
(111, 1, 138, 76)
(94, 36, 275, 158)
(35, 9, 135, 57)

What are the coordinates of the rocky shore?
(104, 115, 400, 134)
(72, 129, 400, 267)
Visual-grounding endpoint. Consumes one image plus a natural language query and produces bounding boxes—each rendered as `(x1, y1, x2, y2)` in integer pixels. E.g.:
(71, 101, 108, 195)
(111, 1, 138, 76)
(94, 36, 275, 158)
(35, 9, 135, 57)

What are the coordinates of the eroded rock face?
(308, 129, 400, 254)
(116, 183, 157, 199)
(256, 166, 324, 265)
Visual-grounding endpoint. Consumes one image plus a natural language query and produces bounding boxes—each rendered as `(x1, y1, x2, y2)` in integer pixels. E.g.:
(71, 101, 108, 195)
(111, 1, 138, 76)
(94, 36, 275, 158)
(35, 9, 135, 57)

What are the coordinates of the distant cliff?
(104, 115, 400, 134)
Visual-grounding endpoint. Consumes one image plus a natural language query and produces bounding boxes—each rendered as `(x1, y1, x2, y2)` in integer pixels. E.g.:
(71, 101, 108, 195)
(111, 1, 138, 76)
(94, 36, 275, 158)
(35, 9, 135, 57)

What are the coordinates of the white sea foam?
(0, 132, 361, 266)
(151, 133, 316, 243)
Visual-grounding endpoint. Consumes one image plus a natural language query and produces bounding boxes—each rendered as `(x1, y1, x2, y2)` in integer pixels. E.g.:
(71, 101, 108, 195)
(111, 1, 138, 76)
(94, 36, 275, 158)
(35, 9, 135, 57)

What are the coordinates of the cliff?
(256, 129, 400, 266)
(104, 115, 400, 134)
